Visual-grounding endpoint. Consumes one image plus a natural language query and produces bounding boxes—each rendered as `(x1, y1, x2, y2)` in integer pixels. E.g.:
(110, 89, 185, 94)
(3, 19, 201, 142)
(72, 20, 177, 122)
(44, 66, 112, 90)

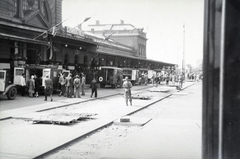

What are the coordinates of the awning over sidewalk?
(0, 32, 50, 46)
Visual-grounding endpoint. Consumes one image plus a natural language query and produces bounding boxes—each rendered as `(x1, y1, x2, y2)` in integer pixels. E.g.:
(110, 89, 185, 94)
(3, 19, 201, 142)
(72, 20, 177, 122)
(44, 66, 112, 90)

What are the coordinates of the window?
(0, 72, 5, 79)
(15, 69, 24, 76)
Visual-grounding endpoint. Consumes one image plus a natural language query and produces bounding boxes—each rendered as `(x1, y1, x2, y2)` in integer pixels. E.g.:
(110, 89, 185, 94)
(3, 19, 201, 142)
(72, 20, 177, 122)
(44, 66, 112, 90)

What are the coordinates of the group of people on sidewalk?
(58, 73, 98, 99)
(151, 73, 185, 89)
(20, 73, 41, 98)
(58, 73, 86, 98)
(19, 71, 135, 106)
(18, 71, 99, 102)
(19, 73, 53, 101)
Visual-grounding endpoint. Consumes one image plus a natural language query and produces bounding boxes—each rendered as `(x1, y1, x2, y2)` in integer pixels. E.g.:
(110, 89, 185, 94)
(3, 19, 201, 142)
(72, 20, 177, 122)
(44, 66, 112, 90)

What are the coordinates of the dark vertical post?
(203, 0, 240, 159)
(222, 1, 240, 158)
(202, 0, 222, 158)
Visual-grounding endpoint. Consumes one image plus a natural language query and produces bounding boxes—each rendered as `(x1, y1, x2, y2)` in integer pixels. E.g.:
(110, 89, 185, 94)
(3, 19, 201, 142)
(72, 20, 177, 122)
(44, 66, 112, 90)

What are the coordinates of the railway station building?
(0, 0, 175, 83)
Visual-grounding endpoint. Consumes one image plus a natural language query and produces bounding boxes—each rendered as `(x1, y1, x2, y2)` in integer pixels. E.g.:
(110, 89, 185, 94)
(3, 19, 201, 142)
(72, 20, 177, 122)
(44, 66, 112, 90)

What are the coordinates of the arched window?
(91, 58, 95, 67)
(74, 55, 79, 65)
(84, 55, 88, 67)
(63, 53, 68, 69)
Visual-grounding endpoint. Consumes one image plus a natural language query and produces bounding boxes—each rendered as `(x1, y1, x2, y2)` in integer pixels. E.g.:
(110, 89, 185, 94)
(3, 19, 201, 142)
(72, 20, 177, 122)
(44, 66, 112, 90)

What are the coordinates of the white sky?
(62, 0, 204, 67)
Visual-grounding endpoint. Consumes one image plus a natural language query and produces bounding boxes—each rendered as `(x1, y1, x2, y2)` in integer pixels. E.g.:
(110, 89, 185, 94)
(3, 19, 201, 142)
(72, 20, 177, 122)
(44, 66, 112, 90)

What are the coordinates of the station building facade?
(0, 0, 175, 82)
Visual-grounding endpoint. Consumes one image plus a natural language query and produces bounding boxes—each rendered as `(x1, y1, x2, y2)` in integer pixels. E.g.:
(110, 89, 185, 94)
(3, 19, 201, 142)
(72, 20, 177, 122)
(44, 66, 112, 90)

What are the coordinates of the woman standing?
(28, 75, 35, 97)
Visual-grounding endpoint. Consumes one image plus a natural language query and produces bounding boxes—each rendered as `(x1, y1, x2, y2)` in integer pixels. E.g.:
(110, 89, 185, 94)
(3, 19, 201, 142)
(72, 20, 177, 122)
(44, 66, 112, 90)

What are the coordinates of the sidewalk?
(0, 82, 197, 159)
(101, 82, 202, 159)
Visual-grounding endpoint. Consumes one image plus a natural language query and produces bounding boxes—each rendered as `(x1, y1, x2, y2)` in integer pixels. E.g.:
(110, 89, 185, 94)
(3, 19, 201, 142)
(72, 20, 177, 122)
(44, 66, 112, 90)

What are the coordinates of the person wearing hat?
(73, 74, 81, 98)
(81, 73, 86, 96)
(122, 76, 132, 106)
(44, 75, 53, 101)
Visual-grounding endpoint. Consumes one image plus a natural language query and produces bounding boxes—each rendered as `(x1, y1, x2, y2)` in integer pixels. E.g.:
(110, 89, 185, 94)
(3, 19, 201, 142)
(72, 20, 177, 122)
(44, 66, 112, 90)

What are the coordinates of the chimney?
(96, 20, 100, 25)
(120, 20, 124, 24)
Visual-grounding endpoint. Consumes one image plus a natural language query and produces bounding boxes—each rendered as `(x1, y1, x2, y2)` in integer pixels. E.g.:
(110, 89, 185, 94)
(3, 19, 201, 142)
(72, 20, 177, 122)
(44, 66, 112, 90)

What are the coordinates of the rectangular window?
(15, 69, 24, 76)
(0, 72, 5, 79)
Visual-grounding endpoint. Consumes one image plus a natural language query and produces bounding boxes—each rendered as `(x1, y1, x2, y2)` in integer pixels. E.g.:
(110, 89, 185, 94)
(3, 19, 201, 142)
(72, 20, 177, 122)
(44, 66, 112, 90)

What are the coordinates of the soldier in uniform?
(122, 77, 132, 106)
(44, 75, 53, 101)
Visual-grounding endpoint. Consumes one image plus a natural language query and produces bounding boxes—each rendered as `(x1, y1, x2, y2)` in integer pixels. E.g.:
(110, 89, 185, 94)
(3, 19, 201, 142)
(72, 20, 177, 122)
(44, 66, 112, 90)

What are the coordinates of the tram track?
(34, 83, 196, 159)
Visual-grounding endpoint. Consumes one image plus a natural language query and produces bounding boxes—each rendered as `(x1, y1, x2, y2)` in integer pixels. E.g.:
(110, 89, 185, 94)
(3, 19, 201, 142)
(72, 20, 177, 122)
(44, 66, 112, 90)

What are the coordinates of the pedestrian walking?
(34, 75, 40, 97)
(73, 75, 81, 98)
(81, 73, 86, 96)
(20, 73, 26, 96)
(90, 77, 97, 98)
(44, 75, 53, 101)
(122, 77, 132, 106)
(27, 75, 35, 97)
(58, 73, 63, 92)
(166, 73, 170, 86)
(179, 74, 184, 89)
(151, 74, 155, 86)
(58, 73, 66, 96)
(144, 73, 148, 85)
(65, 73, 73, 98)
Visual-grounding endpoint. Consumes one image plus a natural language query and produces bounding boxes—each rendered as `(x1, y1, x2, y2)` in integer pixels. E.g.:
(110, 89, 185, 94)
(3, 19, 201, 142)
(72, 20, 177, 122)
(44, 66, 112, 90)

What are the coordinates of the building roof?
(87, 23, 135, 31)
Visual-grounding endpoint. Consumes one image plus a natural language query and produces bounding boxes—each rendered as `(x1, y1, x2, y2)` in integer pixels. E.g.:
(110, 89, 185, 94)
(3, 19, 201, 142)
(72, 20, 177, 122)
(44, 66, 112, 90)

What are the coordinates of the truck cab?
(0, 67, 24, 100)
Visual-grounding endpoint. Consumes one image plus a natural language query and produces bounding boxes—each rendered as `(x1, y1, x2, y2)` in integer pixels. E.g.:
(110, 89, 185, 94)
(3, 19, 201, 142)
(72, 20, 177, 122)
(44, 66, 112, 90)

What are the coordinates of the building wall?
(86, 21, 147, 59)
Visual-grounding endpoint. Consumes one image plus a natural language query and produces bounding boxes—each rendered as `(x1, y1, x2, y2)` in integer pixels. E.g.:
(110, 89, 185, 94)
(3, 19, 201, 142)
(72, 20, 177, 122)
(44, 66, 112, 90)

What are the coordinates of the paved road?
(0, 81, 197, 159)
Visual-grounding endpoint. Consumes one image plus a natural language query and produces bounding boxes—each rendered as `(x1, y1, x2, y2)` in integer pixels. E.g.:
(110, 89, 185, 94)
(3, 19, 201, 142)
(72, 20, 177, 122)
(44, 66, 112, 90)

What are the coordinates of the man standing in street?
(44, 75, 53, 101)
(73, 75, 81, 98)
(65, 73, 73, 98)
(90, 77, 97, 98)
(179, 73, 185, 89)
(122, 77, 132, 106)
(20, 73, 26, 96)
(81, 73, 86, 96)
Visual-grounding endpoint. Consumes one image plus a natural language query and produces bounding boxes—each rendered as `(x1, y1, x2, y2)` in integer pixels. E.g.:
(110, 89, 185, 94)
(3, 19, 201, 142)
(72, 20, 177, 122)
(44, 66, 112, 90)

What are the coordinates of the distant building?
(85, 20, 147, 59)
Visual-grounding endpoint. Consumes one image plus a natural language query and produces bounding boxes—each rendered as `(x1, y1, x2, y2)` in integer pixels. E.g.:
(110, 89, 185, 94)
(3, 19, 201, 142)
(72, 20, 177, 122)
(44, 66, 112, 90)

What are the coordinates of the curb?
(33, 82, 197, 158)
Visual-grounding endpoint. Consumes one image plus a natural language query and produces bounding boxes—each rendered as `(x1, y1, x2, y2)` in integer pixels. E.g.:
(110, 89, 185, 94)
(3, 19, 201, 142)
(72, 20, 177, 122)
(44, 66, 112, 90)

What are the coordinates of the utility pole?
(182, 23, 185, 74)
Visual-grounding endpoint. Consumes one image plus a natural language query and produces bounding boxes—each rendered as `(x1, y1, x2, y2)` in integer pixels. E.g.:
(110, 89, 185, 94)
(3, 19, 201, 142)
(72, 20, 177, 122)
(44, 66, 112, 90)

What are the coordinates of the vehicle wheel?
(132, 81, 135, 86)
(7, 87, 17, 100)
